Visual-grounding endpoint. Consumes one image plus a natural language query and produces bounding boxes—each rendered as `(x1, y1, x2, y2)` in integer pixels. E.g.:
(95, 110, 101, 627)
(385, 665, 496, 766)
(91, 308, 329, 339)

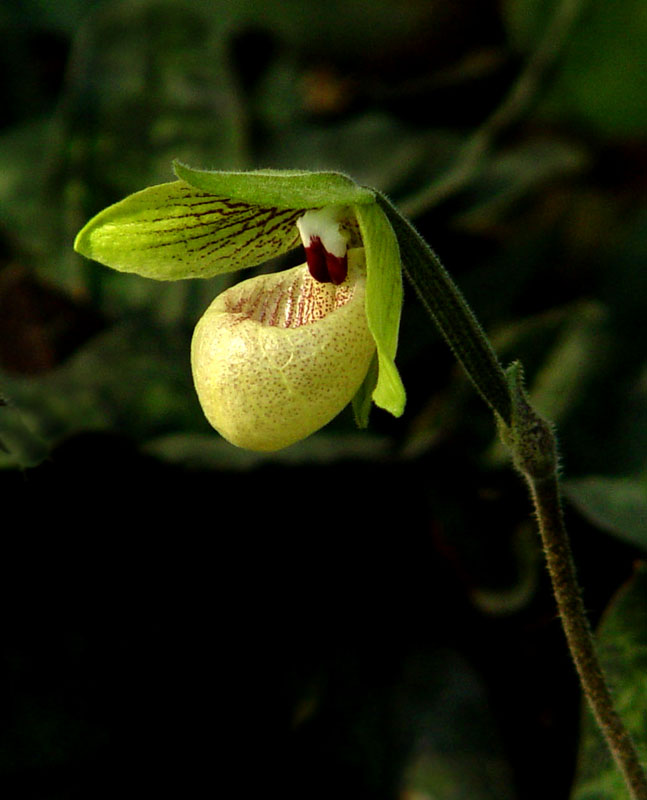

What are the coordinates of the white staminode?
(296, 206, 349, 257)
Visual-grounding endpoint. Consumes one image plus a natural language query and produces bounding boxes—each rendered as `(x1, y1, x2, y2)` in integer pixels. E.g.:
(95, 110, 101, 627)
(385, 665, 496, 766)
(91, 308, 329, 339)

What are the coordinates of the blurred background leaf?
(564, 475, 647, 552)
(503, 0, 647, 136)
(397, 649, 516, 800)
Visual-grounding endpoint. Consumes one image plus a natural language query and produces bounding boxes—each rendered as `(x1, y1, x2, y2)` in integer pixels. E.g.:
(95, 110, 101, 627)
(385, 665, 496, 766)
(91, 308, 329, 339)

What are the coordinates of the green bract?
(74, 164, 406, 448)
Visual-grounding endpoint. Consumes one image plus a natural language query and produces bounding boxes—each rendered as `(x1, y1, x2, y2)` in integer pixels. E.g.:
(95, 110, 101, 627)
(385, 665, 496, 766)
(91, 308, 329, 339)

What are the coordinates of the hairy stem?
(401, 224, 647, 792)
(528, 471, 647, 800)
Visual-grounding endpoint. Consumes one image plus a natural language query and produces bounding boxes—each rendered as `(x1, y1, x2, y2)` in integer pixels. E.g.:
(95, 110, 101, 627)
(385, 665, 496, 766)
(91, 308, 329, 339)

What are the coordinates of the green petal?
(74, 180, 302, 280)
(353, 202, 406, 417)
(174, 162, 376, 209)
(351, 353, 379, 428)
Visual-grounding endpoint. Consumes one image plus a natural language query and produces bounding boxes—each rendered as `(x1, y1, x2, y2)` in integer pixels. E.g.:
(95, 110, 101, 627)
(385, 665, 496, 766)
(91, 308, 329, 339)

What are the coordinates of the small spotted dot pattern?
(191, 248, 376, 451)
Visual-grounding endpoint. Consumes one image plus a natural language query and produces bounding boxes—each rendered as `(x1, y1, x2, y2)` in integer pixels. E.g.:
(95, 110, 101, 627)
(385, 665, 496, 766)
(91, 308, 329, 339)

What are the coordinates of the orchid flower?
(74, 164, 406, 451)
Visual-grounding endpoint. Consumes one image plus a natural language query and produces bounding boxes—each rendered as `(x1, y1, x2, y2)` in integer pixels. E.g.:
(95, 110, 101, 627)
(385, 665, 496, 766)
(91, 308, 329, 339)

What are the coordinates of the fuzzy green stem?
(529, 472, 647, 800)
(498, 365, 647, 799)
(397, 205, 647, 792)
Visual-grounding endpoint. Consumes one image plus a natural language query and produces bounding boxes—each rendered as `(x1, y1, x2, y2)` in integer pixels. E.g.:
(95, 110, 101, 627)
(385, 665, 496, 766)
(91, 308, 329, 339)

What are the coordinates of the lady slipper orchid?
(74, 165, 406, 451)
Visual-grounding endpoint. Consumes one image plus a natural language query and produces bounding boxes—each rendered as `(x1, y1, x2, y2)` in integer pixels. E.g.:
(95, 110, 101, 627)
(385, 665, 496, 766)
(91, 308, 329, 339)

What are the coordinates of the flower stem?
(498, 365, 647, 799)
(528, 471, 647, 800)
(399, 210, 647, 792)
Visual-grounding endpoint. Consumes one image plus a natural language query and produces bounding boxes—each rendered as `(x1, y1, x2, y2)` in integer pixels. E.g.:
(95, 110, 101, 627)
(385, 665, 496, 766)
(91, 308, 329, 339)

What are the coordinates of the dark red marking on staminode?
(304, 236, 348, 285)
(325, 251, 347, 285)
(304, 236, 328, 282)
